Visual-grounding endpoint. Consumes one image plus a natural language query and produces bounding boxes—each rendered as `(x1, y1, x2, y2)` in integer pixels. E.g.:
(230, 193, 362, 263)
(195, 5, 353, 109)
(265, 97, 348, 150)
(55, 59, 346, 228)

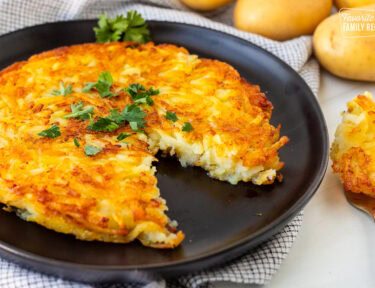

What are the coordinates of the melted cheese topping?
(0, 42, 288, 247)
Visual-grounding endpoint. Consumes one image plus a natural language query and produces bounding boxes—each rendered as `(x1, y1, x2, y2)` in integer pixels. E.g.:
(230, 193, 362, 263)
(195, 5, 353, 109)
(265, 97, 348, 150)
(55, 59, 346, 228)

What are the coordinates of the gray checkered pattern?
(0, 0, 318, 287)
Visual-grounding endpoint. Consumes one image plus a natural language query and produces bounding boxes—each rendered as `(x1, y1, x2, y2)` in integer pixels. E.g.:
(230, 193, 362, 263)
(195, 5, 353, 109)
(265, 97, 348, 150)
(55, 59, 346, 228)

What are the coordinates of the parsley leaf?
(73, 137, 80, 147)
(165, 111, 178, 122)
(82, 82, 96, 92)
(125, 83, 145, 97)
(64, 102, 94, 120)
(182, 122, 194, 132)
(38, 124, 61, 138)
(83, 71, 117, 98)
(117, 133, 131, 141)
(122, 104, 147, 129)
(94, 14, 126, 43)
(52, 82, 73, 96)
(108, 109, 126, 125)
(94, 11, 151, 44)
(123, 83, 159, 106)
(129, 121, 140, 130)
(87, 117, 120, 133)
(86, 103, 147, 133)
(84, 145, 102, 156)
(123, 11, 151, 43)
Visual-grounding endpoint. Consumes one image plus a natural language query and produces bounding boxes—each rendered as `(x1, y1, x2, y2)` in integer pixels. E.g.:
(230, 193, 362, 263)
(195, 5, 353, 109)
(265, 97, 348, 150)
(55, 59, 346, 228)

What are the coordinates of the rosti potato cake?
(0, 42, 288, 247)
(331, 92, 375, 197)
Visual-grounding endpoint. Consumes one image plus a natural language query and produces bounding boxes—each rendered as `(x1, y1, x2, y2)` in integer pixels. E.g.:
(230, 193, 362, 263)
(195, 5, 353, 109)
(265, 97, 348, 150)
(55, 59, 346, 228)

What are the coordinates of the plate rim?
(0, 19, 329, 273)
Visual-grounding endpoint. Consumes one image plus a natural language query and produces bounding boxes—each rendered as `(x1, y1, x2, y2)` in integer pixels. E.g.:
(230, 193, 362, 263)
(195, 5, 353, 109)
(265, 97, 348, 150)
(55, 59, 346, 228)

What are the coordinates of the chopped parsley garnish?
(38, 124, 61, 138)
(164, 111, 178, 122)
(122, 104, 147, 130)
(73, 137, 80, 147)
(108, 109, 126, 125)
(123, 83, 159, 106)
(87, 117, 120, 133)
(64, 102, 94, 120)
(83, 71, 117, 98)
(94, 11, 151, 44)
(117, 133, 131, 141)
(87, 104, 147, 133)
(182, 122, 194, 132)
(84, 145, 102, 156)
(52, 81, 73, 96)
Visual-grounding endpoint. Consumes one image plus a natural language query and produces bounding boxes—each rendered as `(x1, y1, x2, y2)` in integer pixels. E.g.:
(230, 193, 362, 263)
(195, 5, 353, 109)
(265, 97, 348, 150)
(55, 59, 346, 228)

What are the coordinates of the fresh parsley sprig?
(87, 117, 120, 133)
(38, 125, 61, 138)
(87, 104, 147, 133)
(64, 102, 94, 120)
(53, 82, 73, 96)
(94, 11, 151, 44)
(122, 104, 147, 130)
(123, 83, 159, 106)
(83, 71, 117, 98)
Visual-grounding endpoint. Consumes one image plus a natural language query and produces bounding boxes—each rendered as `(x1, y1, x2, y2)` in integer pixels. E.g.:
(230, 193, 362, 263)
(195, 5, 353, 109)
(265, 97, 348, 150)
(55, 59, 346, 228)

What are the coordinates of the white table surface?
(215, 69, 375, 288)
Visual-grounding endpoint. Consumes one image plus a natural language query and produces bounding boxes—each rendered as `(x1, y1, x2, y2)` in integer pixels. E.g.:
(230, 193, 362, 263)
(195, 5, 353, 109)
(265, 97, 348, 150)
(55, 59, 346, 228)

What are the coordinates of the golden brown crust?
(331, 92, 375, 197)
(332, 147, 375, 195)
(0, 41, 288, 247)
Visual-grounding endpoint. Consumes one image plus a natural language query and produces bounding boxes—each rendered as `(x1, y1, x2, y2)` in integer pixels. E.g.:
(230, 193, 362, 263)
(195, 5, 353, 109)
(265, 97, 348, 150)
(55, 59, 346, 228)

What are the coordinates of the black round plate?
(0, 20, 328, 283)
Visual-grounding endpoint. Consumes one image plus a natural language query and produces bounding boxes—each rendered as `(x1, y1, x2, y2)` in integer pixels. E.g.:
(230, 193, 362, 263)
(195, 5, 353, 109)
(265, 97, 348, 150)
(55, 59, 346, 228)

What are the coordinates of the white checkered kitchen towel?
(0, 0, 319, 287)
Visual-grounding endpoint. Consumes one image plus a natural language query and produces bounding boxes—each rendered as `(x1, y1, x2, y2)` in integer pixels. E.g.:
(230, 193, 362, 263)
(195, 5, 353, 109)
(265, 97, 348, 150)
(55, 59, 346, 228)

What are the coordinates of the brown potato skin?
(313, 4, 375, 81)
(179, 0, 234, 11)
(234, 0, 332, 41)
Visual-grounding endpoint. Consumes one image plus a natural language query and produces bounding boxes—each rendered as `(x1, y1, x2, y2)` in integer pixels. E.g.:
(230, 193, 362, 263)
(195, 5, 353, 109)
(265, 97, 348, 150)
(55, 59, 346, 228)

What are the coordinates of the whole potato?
(179, 0, 234, 11)
(313, 4, 375, 81)
(334, 0, 375, 9)
(234, 0, 332, 41)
